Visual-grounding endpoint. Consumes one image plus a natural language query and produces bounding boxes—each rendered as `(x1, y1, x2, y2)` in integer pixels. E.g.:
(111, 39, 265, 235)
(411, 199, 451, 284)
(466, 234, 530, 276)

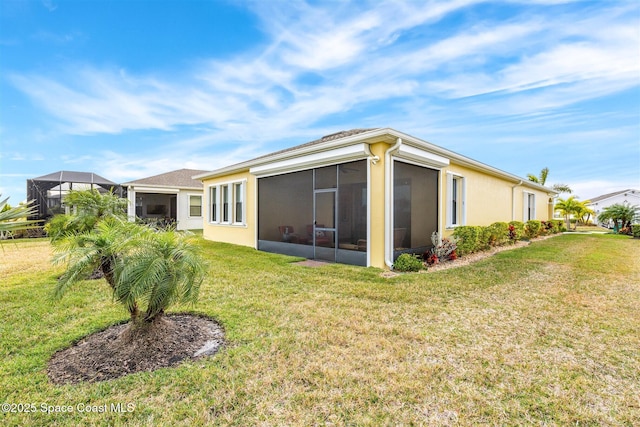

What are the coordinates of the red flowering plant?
(426, 253, 439, 265)
(427, 231, 459, 263)
(508, 224, 518, 243)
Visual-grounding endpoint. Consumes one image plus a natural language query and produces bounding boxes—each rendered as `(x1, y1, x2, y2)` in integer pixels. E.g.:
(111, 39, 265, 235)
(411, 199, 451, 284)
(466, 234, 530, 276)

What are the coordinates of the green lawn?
(1, 234, 639, 426)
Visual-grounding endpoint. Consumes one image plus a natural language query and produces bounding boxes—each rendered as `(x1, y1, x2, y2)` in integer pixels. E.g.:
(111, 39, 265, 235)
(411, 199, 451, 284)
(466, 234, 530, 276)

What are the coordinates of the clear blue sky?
(1, 0, 639, 204)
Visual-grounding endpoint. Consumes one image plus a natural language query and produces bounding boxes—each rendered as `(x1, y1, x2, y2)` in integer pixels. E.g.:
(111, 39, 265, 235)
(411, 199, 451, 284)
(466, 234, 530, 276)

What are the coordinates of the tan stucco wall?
(368, 142, 388, 269)
(200, 141, 553, 269)
(202, 170, 256, 248)
(443, 162, 552, 233)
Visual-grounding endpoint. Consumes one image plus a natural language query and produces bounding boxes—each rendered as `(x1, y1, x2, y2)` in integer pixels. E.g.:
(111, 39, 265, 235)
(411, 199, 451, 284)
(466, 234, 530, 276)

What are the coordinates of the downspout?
(384, 137, 403, 269)
(364, 144, 380, 165)
(511, 180, 522, 221)
(549, 192, 559, 221)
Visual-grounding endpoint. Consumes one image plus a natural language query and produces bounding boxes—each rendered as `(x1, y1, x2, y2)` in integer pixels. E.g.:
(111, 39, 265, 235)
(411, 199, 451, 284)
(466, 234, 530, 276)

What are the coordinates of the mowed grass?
(1, 234, 638, 426)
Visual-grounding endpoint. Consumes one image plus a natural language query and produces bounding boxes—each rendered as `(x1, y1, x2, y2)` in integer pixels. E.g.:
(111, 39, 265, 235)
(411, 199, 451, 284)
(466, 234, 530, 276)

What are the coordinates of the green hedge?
(525, 220, 542, 239)
(393, 253, 424, 272)
(632, 225, 640, 238)
(508, 221, 525, 241)
(452, 226, 483, 256)
(486, 222, 510, 247)
(452, 219, 563, 257)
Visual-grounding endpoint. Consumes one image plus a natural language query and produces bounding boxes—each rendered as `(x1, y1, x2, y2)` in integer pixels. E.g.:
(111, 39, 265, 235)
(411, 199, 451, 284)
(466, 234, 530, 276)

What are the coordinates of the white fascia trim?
(394, 144, 450, 169)
(249, 143, 370, 177)
(194, 129, 396, 180)
(195, 127, 557, 196)
(127, 185, 181, 195)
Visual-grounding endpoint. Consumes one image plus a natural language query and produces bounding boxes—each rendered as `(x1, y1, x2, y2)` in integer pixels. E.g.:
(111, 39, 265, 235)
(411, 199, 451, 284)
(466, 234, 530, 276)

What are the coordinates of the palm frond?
(0, 197, 39, 233)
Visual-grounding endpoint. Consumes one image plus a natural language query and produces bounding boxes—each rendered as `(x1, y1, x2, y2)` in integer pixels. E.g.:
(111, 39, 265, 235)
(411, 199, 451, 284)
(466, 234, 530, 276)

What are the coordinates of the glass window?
(393, 161, 438, 252)
(210, 187, 217, 222)
(222, 185, 229, 222)
(525, 192, 536, 220)
(447, 174, 465, 227)
(234, 183, 244, 223)
(189, 195, 202, 217)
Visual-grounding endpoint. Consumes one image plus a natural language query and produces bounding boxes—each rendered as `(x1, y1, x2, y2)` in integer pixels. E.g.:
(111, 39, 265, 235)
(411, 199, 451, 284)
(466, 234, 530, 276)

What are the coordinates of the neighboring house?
(195, 128, 557, 268)
(587, 189, 640, 226)
(123, 169, 208, 231)
(27, 171, 122, 221)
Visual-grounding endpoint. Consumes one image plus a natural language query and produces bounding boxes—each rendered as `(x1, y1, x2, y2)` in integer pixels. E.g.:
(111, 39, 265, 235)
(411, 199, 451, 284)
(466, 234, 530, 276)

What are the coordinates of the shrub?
(508, 221, 525, 241)
(428, 231, 459, 262)
(425, 253, 439, 265)
(551, 219, 565, 233)
(393, 253, 424, 272)
(486, 222, 510, 247)
(525, 220, 542, 239)
(44, 214, 75, 241)
(632, 224, 640, 238)
(452, 226, 483, 256)
(619, 226, 632, 236)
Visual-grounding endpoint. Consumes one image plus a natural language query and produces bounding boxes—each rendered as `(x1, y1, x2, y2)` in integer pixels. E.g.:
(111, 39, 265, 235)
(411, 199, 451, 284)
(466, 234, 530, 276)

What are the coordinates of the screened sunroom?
(257, 160, 369, 266)
(26, 171, 122, 221)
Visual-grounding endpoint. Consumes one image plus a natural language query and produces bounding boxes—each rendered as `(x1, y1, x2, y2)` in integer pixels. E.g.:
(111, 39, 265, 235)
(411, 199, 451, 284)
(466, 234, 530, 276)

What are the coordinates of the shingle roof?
(122, 169, 208, 189)
(588, 189, 638, 204)
(31, 171, 117, 185)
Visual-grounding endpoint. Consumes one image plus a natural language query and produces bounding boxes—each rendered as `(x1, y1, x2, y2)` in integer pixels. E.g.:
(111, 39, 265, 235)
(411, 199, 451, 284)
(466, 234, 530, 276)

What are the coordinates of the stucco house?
(195, 128, 556, 268)
(587, 189, 640, 226)
(123, 168, 207, 231)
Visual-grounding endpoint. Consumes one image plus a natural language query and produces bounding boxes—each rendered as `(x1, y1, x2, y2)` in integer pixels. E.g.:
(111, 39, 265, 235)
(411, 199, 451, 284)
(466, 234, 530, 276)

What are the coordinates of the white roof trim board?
(194, 128, 557, 195)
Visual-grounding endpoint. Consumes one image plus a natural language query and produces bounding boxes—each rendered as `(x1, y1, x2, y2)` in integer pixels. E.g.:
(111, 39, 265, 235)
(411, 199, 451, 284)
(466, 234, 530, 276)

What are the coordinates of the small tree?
(46, 189, 126, 241)
(575, 203, 595, 226)
(554, 196, 580, 231)
(0, 195, 39, 239)
(53, 218, 206, 337)
(554, 196, 591, 230)
(597, 204, 640, 232)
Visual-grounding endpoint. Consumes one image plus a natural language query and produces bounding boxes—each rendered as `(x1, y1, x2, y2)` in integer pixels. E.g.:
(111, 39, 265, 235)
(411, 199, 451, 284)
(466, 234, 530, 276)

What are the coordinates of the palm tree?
(53, 217, 142, 301)
(554, 196, 591, 230)
(115, 228, 205, 323)
(47, 189, 127, 241)
(575, 203, 595, 226)
(597, 204, 640, 232)
(0, 195, 38, 239)
(527, 167, 572, 194)
(53, 219, 206, 337)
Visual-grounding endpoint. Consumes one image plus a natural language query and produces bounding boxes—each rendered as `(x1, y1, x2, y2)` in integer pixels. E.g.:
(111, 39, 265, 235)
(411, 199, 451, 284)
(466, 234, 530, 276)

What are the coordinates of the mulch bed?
(48, 314, 225, 385)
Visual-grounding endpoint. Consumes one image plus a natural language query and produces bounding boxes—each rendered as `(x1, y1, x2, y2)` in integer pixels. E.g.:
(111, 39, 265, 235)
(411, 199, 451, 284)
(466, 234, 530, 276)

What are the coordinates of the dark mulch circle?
(48, 314, 225, 385)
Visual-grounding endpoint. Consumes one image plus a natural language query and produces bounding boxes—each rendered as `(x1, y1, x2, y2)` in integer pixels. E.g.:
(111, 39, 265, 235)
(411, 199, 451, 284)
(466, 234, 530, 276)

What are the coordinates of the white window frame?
(188, 194, 203, 218)
(208, 179, 246, 226)
(233, 182, 244, 224)
(209, 187, 217, 223)
(446, 172, 466, 228)
(523, 191, 536, 221)
(221, 184, 230, 223)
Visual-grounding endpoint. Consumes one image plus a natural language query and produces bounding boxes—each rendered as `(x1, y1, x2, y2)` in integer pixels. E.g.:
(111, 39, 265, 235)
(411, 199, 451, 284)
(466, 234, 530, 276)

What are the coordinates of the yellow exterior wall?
(199, 141, 553, 269)
(443, 161, 552, 236)
(368, 142, 389, 269)
(202, 170, 256, 248)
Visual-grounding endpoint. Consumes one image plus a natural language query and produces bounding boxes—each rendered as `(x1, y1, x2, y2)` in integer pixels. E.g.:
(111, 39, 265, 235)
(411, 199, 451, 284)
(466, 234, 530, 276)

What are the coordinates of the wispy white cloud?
(41, 0, 58, 12)
(7, 0, 640, 155)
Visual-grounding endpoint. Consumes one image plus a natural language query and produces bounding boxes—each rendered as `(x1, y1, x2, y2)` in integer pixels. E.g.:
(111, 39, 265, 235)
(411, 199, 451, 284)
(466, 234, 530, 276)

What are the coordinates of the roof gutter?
(385, 137, 402, 269)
